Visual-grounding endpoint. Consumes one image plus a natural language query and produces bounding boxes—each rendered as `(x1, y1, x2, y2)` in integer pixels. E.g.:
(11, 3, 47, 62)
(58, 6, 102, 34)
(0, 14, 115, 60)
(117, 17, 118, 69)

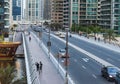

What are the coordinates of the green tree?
(11, 24, 18, 31)
(0, 65, 15, 84)
(50, 23, 63, 31)
(0, 64, 27, 84)
(103, 29, 115, 42)
(43, 21, 49, 26)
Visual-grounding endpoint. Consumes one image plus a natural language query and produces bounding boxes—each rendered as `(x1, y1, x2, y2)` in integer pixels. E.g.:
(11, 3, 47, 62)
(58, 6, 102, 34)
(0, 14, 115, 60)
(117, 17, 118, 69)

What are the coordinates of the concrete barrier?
(22, 33, 32, 84)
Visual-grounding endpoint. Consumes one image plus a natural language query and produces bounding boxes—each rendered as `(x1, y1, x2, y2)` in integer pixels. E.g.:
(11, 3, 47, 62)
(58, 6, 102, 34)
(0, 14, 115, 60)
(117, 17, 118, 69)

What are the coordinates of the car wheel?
(106, 77, 110, 81)
(101, 74, 104, 77)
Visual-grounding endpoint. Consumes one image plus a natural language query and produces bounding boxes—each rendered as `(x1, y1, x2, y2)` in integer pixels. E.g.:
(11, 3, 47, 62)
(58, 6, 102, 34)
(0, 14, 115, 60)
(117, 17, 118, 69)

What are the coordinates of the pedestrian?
(29, 36, 31, 41)
(95, 36, 96, 40)
(98, 37, 100, 41)
(39, 61, 43, 72)
(35, 62, 39, 71)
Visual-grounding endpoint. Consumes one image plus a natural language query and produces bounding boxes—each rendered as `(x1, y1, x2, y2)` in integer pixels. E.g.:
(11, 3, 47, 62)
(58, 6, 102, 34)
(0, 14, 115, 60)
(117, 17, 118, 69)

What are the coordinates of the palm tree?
(0, 64, 27, 84)
(103, 29, 115, 43)
(0, 64, 16, 84)
(10, 24, 18, 32)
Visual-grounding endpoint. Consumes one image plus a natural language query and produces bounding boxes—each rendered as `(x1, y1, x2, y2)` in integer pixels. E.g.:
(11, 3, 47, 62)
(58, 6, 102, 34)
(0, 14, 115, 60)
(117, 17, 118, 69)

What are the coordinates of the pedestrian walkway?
(25, 32, 64, 84)
(72, 34, 120, 53)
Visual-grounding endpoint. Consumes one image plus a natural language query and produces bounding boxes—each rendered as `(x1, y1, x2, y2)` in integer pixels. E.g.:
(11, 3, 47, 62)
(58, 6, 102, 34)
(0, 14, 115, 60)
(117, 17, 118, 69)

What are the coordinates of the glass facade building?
(63, 0, 99, 28)
(12, 0, 21, 21)
(63, 0, 70, 28)
(100, 0, 120, 34)
(0, 0, 4, 31)
(0, 0, 11, 33)
(79, 0, 98, 25)
(26, 0, 44, 23)
(43, 0, 51, 20)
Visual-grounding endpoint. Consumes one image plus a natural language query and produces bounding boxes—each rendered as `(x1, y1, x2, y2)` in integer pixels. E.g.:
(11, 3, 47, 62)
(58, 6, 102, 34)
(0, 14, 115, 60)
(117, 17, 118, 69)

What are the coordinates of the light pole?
(47, 24, 51, 58)
(65, 29, 69, 84)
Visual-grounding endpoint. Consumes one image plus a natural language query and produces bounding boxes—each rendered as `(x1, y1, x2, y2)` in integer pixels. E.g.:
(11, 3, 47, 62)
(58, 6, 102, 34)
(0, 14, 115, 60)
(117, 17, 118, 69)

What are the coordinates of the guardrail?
(31, 32, 75, 84)
(22, 33, 40, 84)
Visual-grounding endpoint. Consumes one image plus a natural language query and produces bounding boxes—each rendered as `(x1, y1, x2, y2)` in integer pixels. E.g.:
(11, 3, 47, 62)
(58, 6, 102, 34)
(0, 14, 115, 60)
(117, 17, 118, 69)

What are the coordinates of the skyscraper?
(51, 0, 63, 24)
(0, 0, 12, 34)
(43, 0, 51, 20)
(26, 0, 44, 24)
(12, 0, 21, 21)
(100, 0, 120, 34)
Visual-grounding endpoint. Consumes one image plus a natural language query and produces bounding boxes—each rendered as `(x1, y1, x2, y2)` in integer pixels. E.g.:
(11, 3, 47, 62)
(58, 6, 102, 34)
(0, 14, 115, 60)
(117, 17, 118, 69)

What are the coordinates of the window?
(29, 3, 31, 8)
(36, 11, 38, 16)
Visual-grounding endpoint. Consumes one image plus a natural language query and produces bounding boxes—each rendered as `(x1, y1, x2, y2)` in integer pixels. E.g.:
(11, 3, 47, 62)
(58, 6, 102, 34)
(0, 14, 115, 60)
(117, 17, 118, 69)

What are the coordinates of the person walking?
(39, 61, 43, 72)
(35, 62, 39, 71)
(29, 36, 31, 41)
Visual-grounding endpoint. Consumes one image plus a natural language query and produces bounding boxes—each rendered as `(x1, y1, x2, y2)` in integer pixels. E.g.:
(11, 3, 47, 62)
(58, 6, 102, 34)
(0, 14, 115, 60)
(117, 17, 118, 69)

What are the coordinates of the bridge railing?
(22, 33, 40, 84)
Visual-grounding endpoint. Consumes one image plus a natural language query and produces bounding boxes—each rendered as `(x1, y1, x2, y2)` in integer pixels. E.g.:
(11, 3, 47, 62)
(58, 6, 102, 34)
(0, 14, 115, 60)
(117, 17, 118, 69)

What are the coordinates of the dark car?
(101, 66, 119, 81)
(115, 72, 120, 84)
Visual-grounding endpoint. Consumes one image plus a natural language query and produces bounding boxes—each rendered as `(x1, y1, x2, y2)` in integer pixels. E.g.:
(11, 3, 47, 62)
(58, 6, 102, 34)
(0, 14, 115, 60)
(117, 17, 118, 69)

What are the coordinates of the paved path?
(25, 32, 64, 84)
(72, 34, 120, 53)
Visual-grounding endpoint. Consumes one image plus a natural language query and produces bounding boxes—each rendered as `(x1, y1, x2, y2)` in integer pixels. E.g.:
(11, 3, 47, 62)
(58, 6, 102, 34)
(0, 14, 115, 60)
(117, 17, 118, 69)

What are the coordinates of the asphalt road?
(40, 31, 114, 84)
(68, 35, 120, 68)
(27, 25, 117, 84)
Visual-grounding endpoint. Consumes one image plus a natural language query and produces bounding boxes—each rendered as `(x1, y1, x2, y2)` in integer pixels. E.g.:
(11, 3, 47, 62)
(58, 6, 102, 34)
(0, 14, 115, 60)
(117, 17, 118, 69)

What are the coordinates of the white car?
(54, 31, 60, 35)
(59, 34, 65, 38)
(58, 49, 66, 58)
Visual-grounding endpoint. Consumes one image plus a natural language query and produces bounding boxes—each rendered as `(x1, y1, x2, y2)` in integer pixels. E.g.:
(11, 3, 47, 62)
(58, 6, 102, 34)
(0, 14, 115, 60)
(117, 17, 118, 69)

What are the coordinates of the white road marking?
(82, 65, 86, 69)
(82, 58, 89, 62)
(51, 34, 120, 71)
(92, 74, 97, 79)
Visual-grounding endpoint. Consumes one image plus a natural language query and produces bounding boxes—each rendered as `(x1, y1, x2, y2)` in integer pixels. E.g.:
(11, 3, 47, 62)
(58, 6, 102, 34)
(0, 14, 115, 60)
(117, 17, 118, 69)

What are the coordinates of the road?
(68, 36, 120, 68)
(40, 31, 115, 84)
(27, 26, 118, 84)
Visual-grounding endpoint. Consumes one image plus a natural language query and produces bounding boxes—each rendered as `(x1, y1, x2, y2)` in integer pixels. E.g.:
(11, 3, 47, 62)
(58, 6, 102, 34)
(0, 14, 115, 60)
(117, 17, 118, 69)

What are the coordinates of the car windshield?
(108, 67, 118, 74)
(60, 49, 65, 53)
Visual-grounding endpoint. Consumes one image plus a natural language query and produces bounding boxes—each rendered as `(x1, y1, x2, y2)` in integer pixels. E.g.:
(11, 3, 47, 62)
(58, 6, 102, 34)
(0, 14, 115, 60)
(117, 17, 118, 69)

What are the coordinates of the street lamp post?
(47, 25, 51, 58)
(65, 29, 69, 84)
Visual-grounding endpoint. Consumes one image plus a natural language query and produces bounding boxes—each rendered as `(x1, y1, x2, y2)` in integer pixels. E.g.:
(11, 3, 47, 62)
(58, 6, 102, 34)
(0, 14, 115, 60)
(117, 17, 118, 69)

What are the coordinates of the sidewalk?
(25, 33, 64, 84)
(72, 34, 120, 53)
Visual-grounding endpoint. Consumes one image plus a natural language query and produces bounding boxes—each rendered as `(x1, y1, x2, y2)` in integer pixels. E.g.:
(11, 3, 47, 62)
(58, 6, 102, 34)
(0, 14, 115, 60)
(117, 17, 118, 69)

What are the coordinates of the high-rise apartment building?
(26, 0, 44, 24)
(0, 0, 12, 33)
(63, 0, 99, 29)
(51, 0, 64, 24)
(63, 0, 70, 28)
(43, 0, 51, 20)
(79, 0, 98, 25)
(100, 0, 120, 34)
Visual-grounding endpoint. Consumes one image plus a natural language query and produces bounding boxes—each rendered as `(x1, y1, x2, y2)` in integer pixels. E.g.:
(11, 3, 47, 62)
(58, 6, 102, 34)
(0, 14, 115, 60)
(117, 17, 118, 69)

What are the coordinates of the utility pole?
(47, 25, 51, 58)
(65, 29, 69, 84)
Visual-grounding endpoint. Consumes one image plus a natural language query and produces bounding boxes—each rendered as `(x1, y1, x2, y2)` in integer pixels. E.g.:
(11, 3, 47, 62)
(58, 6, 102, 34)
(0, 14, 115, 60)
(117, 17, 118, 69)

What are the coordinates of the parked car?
(101, 66, 119, 81)
(54, 31, 61, 36)
(115, 72, 120, 84)
(59, 34, 65, 38)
